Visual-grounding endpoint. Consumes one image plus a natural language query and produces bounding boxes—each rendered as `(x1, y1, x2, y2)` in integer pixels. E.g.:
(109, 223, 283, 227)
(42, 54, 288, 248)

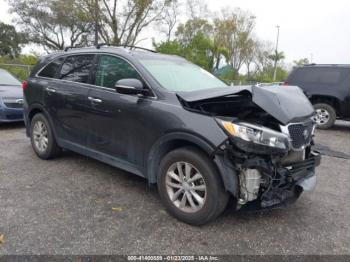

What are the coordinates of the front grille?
(288, 121, 314, 149)
(4, 102, 23, 109)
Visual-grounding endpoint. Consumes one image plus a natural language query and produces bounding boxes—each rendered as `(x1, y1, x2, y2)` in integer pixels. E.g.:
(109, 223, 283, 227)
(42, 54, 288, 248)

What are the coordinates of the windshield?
(139, 59, 227, 92)
(0, 70, 21, 86)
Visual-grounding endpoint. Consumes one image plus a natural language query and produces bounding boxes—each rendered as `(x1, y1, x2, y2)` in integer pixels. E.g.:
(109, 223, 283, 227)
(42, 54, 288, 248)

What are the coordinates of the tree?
(158, 0, 179, 42)
(293, 58, 310, 66)
(186, 0, 209, 20)
(0, 22, 26, 57)
(252, 41, 273, 73)
(214, 8, 256, 72)
(154, 19, 215, 71)
(8, 0, 93, 51)
(153, 39, 183, 55)
(268, 50, 285, 80)
(82, 0, 176, 46)
(175, 19, 213, 46)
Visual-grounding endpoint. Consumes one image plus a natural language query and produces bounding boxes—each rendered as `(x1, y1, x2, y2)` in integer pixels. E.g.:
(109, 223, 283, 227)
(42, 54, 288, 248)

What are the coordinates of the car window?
(0, 70, 21, 86)
(38, 57, 65, 78)
(292, 68, 345, 85)
(59, 55, 95, 83)
(139, 59, 227, 92)
(95, 55, 142, 89)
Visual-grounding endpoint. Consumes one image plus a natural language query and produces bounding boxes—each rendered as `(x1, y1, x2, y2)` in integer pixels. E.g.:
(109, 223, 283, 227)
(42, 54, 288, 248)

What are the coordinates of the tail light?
(283, 81, 288, 86)
(22, 81, 28, 90)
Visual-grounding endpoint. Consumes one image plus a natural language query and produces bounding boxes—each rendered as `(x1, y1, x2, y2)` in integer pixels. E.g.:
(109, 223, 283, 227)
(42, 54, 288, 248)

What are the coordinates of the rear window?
(38, 57, 65, 78)
(58, 55, 95, 84)
(289, 67, 349, 85)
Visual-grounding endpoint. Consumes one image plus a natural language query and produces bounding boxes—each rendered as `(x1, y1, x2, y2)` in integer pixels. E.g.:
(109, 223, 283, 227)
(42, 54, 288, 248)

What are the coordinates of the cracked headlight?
(218, 120, 289, 150)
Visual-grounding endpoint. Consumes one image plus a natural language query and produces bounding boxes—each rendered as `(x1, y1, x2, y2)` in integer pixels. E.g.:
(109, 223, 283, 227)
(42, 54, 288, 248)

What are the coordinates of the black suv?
(286, 64, 350, 129)
(23, 46, 320, 225)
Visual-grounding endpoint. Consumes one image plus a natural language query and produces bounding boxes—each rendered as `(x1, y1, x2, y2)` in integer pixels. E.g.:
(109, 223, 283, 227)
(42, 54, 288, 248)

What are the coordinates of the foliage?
(293, 58, 310, 66)
(153, 40, 183, 55)
(154, 6, 282, 81)
(268, 50, 285, 64)
(0, 22, 27, 57)
(82, 0, 176, 46)
(214, 65, 238, 83)
(155, 18, 229, 72)
(158, 0, 179, 41)
(0, 55, 38, 80)
(8, 0, 93, 51)
(154, 19, 215, 71)
(249, 65, 288, 83)
(5, 0, 290, 83)
(8, 0, 176, 50)
(213, 8, 256, 72)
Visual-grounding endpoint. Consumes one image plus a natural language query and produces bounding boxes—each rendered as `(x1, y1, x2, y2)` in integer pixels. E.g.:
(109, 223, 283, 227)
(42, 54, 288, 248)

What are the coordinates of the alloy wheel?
(165, 161, 207, 213)
(32, 120, 49, 152)
(314, 108, 330, 126)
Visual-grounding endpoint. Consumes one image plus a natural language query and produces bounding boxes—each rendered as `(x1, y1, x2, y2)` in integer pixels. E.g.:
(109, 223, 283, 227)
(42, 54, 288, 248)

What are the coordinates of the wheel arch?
(146, 132, 238, 197)
(27, 104, 58, 141)
(309, 95, 341, 115)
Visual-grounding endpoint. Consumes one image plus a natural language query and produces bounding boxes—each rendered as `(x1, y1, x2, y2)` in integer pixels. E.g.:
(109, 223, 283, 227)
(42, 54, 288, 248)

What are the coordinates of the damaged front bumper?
(258, 151, 321, 208)
(215, 139, 321, 210)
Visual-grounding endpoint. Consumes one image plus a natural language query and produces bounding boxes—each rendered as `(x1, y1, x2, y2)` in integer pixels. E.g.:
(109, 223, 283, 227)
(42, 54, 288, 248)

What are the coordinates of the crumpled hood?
(177, 85, 315, 124)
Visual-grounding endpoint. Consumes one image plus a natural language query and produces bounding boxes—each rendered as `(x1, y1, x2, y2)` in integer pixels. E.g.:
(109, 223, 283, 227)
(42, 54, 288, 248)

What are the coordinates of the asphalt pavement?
(0, 121, 349, 255)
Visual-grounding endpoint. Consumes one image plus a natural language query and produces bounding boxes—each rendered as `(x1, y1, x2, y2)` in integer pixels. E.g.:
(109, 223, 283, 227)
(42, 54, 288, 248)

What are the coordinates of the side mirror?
(115, 78, 149, 96)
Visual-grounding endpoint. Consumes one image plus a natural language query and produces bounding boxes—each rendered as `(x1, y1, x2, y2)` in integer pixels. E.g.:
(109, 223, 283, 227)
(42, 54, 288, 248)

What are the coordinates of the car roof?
(296, 64, 350, 69)
(42, 46, 186, 62)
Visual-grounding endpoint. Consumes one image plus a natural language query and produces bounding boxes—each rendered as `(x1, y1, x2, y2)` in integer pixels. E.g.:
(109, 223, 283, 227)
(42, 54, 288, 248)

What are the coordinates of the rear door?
(43, 54, 95, 145)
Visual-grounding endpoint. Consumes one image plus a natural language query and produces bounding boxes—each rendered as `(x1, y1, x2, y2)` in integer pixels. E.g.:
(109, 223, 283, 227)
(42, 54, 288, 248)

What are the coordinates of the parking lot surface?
(0, 121, 349, 255)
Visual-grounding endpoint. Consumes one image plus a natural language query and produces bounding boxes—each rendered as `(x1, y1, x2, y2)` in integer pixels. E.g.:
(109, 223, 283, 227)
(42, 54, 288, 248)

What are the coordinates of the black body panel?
(286, 65, 350, 117)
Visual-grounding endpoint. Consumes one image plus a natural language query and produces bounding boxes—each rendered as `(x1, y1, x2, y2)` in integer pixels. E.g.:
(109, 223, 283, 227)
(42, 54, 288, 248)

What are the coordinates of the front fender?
(146, 132, 238, 196)
(146, 131, 216, 183)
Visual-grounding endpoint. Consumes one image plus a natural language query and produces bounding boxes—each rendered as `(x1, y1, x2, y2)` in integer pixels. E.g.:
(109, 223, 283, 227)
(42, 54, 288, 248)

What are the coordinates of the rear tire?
(157, 147, 229, 225)
(30, 113, 61, 159)
(313, 103, 336, 129)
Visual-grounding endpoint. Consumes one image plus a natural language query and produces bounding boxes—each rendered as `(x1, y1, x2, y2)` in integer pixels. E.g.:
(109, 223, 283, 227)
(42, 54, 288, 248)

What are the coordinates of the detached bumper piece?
(259, 151, 321, 209)
(283, 151, 321, 180)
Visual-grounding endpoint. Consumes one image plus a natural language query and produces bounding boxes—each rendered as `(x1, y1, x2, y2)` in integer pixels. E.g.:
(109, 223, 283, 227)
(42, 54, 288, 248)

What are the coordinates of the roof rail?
(121, 45, 158, 53)
(63, 43, 158, 53)
(64, 44, 85, 52)
(95, 43, 158, 53)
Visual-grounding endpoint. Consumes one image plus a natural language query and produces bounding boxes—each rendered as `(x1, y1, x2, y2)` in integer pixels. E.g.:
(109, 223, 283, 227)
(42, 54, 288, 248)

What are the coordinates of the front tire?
(313, 103, 336, 129)
(157, 147, 229, 225)
(30, 113, 61, 159)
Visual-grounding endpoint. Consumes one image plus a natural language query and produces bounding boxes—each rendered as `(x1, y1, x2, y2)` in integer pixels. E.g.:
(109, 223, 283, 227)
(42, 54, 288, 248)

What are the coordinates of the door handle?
(46, 87, 56, 93)
(88, 96, 102, 103)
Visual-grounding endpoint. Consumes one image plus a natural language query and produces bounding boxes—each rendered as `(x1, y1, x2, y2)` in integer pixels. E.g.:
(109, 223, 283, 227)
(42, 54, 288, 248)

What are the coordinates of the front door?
(86, 54, 153, 171)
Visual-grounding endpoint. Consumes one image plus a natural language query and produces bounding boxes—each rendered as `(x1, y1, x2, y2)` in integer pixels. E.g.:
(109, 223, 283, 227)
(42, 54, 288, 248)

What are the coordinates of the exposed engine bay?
(177, 85, 321, 209)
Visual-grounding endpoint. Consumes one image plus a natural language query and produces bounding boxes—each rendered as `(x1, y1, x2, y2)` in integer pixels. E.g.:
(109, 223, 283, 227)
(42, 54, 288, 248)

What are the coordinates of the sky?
(1, 0, 350, 66)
